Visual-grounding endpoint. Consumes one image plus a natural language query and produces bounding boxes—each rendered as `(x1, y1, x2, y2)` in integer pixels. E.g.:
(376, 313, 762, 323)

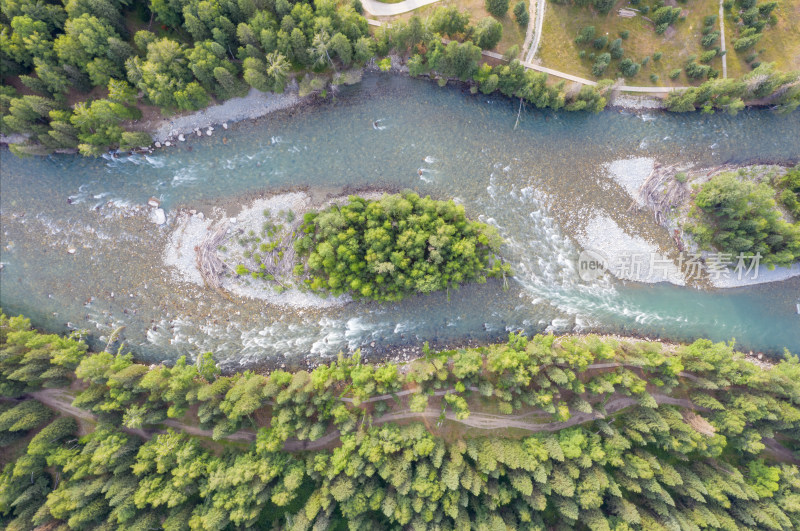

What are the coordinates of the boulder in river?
(148, 197, 161, 208)
(67, 246, 76, 254)
(178, 134, 185, 142)
(150, 208, 167, 225)
(154, 141, 161, 148)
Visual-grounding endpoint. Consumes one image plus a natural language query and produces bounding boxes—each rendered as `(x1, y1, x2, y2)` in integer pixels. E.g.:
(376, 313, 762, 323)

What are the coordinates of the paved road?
(361, 0, 441, 17)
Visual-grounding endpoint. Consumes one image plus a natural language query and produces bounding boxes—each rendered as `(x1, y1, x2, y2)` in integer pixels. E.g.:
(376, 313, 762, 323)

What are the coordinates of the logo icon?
(577, 248, 608, 281)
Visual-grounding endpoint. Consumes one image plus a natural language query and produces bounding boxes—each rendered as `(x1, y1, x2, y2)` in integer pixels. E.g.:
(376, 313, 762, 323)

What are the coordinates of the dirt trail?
(24, 361, 795, 460)
(25, 386, 706, 452)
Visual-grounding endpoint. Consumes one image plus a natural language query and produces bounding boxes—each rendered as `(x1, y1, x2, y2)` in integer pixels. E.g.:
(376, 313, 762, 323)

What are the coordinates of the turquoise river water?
(1, 74, 799, 369)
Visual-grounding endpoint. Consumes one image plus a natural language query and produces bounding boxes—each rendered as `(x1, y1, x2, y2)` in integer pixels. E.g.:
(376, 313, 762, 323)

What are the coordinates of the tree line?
(2, 311, 800, 529)
(4, 1, 799, 158)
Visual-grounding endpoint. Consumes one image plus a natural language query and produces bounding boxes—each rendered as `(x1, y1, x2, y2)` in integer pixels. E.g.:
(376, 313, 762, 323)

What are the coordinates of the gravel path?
(719, 0, 727, 78)
(524, 0, 546, 63)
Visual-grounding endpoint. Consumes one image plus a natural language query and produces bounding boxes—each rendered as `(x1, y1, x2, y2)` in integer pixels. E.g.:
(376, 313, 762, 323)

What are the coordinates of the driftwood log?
(196, 223, 230, 297)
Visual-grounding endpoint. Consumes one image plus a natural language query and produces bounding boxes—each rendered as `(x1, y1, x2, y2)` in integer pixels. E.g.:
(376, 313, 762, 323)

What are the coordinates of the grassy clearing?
(724, 0, 800, 79)
(537, 0, 723, 86)
(385, 0, 530, 54)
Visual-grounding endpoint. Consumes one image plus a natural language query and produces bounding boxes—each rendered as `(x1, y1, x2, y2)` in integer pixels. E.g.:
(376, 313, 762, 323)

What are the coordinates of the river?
(1, 74, 799, 369)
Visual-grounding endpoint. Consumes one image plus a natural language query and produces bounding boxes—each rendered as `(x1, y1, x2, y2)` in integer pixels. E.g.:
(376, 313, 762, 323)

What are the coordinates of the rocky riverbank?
(163, 190, 387, 309)
(149, 82, 305, 145)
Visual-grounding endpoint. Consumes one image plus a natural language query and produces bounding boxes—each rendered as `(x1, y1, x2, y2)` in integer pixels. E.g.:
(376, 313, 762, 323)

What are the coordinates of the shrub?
(575, 26, 596, 45)
(609, 38, 624, 59)
(653, 52, 662, 61)
(674, 172, 687, 183)
(650, 73, 659, 83)
(619, 58, 640, 77)
(592, 0, 614, 13)
(669, 68, 682, 79)
(700, 50, 718, 63)
(513, 1, 529, 26)
(592, 36, 608, 50)
(474, 17, 503, 50)
(653, 6, 681, 25)
(620, 30, 630, 39)
(485, 0, 509, 17)
(685, 60, 711, 79)
(702, 31, 720, 48)
(592, 53, 611, 76)
(733, 31, 762, 51)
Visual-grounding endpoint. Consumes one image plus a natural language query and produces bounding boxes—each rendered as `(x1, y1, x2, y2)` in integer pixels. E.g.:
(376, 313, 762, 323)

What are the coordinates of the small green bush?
(592, 36, 608, 50)
(513, 1, 529, 26)
(485, 0, 509, 17)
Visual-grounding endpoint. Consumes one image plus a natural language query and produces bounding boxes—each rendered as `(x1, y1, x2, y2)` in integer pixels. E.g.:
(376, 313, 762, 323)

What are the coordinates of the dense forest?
(293, 193, 511, 301)
(2, 0, 799, 157)
(2, 311, 799, 530)
(687, 165, 800, 267)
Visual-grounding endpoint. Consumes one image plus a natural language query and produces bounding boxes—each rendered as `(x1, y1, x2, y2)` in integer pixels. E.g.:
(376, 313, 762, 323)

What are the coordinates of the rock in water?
(178, 134, 185, 141)
(148, 197, 161, 208)
(222, 123, 228, 130)
(154, 141, 161, 148)
(67, 246, 77, 254)
(150, 208, 167, 225)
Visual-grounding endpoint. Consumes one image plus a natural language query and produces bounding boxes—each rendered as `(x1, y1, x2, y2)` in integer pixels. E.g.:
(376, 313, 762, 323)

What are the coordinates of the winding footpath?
(23, 361, 797, 462)
(523, 0, 546, 64)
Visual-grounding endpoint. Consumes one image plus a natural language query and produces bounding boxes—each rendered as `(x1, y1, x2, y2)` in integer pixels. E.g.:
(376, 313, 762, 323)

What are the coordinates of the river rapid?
(2, 74, 799, 369)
